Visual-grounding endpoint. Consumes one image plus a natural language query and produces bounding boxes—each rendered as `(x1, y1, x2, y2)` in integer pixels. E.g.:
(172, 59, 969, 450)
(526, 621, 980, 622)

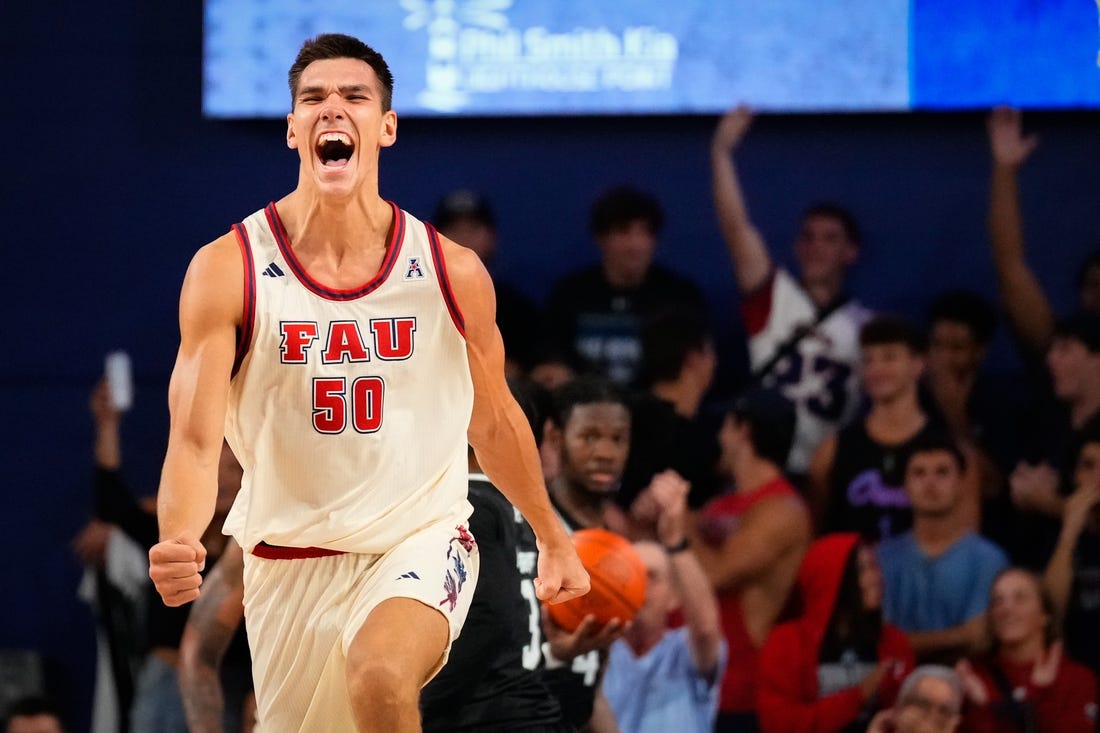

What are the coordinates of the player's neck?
(549, 477, 609, 529)
(278, 189, 391, 254)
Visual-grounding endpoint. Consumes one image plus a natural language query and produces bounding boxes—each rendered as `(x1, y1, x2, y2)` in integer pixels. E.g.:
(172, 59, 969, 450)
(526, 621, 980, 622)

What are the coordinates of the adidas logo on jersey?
(396, 571, 420, 580)
(261, 262, 285, 278)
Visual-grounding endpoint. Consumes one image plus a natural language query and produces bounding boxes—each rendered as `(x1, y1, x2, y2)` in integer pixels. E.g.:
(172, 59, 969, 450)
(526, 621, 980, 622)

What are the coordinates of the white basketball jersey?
(745, 268, 870, 473)
(223, 202, 474, 554)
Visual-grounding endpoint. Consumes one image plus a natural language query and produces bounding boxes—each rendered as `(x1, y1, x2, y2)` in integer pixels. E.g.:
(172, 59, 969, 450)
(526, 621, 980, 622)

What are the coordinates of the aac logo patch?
(404, 257, 425, 280)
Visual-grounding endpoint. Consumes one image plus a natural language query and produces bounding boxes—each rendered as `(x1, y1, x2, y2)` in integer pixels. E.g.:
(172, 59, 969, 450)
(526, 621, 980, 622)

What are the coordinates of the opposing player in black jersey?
(541, 377, 635, 732)
(420, 380, 572, 732)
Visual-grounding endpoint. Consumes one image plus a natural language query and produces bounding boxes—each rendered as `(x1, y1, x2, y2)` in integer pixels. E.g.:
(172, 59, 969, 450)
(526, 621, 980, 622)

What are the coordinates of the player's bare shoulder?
(179, 230, 246, 328)
(436, 233, 491, 286)
(436, 232, 496, 329)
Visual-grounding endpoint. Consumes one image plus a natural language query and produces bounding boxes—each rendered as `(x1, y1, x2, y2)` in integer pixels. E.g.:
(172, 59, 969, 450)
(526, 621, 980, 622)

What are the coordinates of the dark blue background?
(3, 3, 1098, 731)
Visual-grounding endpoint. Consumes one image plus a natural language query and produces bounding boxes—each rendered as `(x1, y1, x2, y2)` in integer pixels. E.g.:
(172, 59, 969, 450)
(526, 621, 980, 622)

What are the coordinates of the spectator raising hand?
(988, 106, 1039, 168)
(711, 101, 870, 477)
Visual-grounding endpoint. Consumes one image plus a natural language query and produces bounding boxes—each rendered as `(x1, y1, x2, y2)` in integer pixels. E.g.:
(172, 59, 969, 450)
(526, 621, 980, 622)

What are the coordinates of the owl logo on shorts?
(439, 525, 476, 611)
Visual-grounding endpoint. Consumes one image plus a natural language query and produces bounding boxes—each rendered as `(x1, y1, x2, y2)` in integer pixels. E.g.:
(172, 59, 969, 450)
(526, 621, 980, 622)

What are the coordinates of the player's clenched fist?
(149, 534, 207, 606)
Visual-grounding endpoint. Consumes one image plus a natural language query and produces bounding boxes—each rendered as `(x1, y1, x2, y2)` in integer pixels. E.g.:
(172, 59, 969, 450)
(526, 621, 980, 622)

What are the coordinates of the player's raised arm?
(711, 104, 773, 294)
(150, 232, 242, 607)
(441, 236, 589, 604)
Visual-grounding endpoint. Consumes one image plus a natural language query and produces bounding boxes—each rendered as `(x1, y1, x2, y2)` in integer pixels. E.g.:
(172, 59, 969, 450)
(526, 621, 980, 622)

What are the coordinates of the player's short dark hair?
(1053, 312, 1100, 353)
(860, 314, 927, 353)
(727, 387, 796, 468)
(288, 33, 394, 111)
(549, 377, 630, 429)
(3, 695, 64, 730)
(927, 289, 999, 346)
(589, 185, 663, 238)
(902, 431, 967, 476)
(636, 306, 712, 388)
(801, 202, 861, 248)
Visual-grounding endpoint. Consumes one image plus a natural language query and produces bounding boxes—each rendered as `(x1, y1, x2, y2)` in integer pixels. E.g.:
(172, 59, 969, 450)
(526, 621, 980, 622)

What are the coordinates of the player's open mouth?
(316, 132, 354, 168)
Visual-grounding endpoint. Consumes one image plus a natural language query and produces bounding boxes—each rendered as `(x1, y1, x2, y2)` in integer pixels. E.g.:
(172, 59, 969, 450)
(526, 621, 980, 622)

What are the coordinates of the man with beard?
(541, 377, 636, 732)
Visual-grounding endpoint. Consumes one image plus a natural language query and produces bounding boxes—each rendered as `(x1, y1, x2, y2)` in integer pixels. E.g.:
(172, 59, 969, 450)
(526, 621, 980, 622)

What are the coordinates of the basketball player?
(541, 376, 636, 732)
(419, 379, 572, 732)
(178, 381, 570, 732)
(147, 33, 588, 732)
(711, 105, 870, 478)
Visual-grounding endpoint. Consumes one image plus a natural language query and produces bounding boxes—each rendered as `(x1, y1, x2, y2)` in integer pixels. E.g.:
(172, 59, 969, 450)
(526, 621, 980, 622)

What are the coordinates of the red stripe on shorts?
(251, 542, 347, 560)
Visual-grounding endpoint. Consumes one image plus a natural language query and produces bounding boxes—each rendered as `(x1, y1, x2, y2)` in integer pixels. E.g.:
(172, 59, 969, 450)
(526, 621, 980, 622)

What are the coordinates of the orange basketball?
(546, 528, 647, 632)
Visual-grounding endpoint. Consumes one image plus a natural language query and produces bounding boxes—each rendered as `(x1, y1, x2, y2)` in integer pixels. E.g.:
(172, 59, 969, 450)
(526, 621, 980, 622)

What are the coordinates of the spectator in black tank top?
(808, 315, 977, 542)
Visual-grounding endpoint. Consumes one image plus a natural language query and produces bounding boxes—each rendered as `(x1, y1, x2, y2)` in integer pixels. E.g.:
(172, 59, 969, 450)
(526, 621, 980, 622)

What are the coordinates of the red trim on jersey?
(425, 222, 466, 337)
(264, 201, 405, 301)
(740, 267, 776, 336)
(231, 223, 256, 377)
(251, 542, 346, 560)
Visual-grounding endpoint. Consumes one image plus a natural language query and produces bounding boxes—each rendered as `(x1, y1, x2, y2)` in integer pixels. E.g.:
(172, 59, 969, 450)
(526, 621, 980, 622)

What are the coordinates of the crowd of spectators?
(9, 106, 1099, 733)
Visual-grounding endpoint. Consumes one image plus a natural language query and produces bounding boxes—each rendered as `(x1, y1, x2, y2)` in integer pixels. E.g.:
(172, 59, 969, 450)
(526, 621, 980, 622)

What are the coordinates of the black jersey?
(824, 419, 944, 541)
(539, 497, 607, 730)
(421, 475, 568, 733)
(543, 263, 706, 386)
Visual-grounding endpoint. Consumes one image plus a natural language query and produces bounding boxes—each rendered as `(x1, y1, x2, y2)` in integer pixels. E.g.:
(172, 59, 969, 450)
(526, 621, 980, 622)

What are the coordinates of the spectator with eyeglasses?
(866, 665, 962, 733)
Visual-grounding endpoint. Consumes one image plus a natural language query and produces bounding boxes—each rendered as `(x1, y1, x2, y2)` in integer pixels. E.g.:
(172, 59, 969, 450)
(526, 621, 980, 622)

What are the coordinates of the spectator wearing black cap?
(432, 189, 541, 377)
(538, 185, 707, 388)
(691, 387, 811, 733)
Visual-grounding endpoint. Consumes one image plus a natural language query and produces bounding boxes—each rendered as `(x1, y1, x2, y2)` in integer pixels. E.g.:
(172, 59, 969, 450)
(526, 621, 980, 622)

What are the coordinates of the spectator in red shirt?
(956, 567, 1098, 732)
(756, 533, 913, 733)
